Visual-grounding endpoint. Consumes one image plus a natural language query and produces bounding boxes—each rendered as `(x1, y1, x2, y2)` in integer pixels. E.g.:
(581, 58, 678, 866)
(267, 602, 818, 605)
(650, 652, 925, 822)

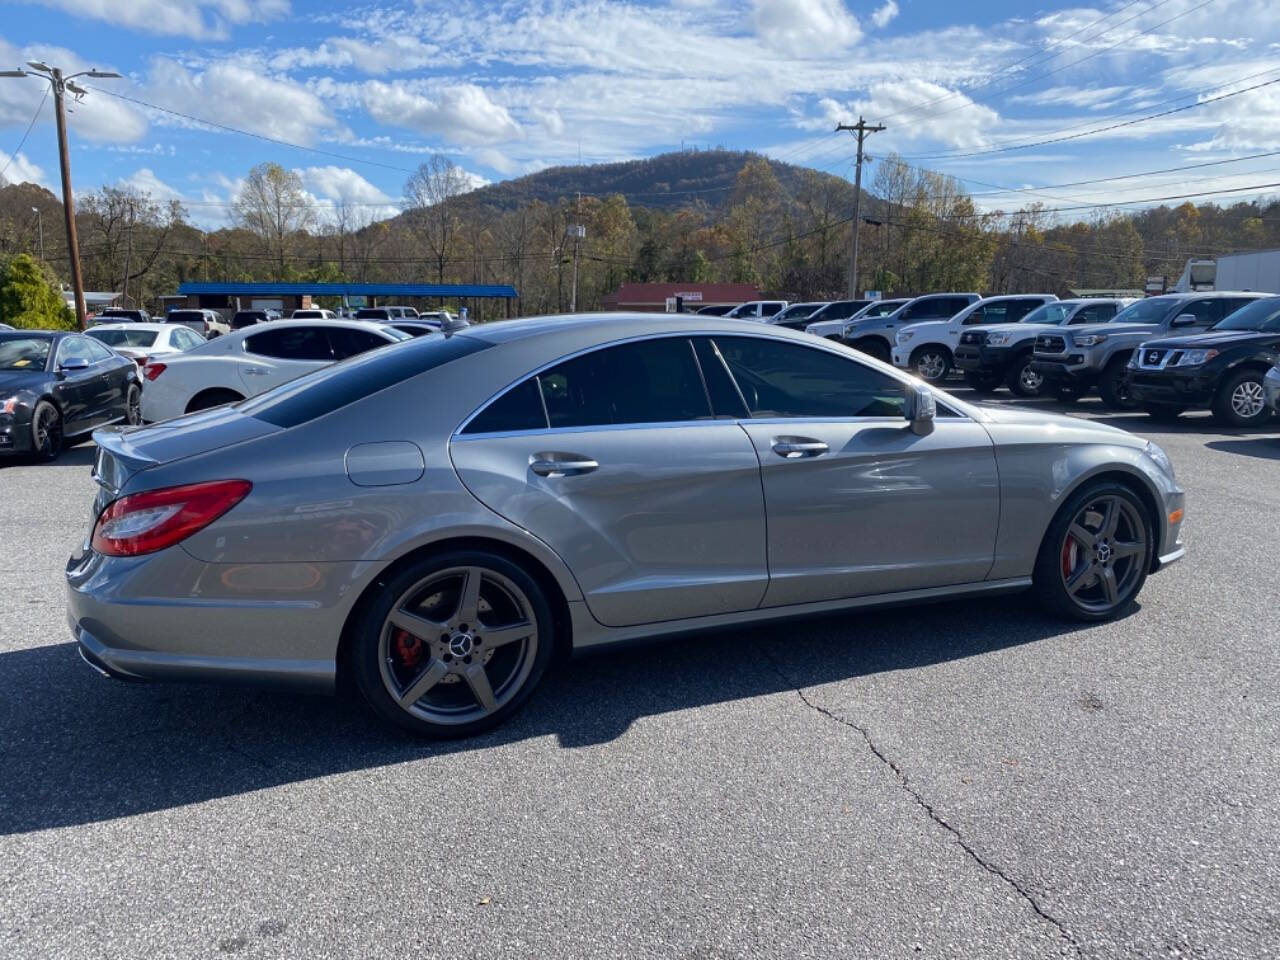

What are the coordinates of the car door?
(450, 335, 769, 628)
(710, 335, 1000, 607)
(81, 336, 128, 424)
(239, 325, 335, 393)
(1166, 297, 1228, 334)
(51, 336, 100, 434)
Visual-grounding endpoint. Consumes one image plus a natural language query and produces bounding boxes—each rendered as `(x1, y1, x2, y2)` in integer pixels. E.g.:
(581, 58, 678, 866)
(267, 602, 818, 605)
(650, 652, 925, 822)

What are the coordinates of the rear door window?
(327, 327, 392, 360)
(245, 326, 334, 361)
(539, 337, 711, 428)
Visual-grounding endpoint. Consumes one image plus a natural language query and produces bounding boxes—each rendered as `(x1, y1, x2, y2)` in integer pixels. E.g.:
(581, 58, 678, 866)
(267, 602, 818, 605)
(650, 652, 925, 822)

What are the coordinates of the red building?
(599, 282, 758, 312)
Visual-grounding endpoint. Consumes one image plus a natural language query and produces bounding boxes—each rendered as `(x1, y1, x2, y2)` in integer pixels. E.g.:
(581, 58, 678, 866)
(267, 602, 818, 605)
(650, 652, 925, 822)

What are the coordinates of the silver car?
(68, 314, 1185, 738)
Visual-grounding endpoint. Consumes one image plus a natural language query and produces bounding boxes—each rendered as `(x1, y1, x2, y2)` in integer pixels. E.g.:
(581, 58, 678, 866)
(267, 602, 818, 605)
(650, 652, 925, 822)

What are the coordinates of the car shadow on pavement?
(1204, 437, 1280, 460)
(0, 444, 96, 470)
(0, 592, 1101, 835)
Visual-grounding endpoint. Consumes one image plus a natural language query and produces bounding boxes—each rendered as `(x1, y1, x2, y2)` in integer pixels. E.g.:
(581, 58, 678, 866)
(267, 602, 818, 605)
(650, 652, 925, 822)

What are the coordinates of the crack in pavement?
(760, 649, 1083, 958)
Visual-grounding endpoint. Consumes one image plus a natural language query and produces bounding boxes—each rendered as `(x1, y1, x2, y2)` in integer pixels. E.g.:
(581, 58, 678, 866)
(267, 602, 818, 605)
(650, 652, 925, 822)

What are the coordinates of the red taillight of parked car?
(91, 479, 252, 557)
(143, 362, 166, 381)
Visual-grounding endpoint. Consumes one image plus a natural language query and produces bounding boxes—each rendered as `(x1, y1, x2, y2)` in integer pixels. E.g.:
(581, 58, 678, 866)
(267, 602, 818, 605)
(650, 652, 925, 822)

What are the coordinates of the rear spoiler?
(91, 425, 157, 495)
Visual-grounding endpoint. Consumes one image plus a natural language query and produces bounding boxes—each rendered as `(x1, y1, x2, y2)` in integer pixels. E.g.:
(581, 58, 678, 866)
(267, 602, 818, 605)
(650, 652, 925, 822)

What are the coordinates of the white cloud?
(297, 165, 394, 205)
(1010, 86, 1130, 110)
(0, 151, 48, 188)
(753, 0, 862, 55)
(30, 0, 289, 40)
(870, 0, 898, 29)
(118, 167, 186, 202)
(817, 77, 1001, 149)
(143, 59, 338, 145)
(361, 82, 522, 146)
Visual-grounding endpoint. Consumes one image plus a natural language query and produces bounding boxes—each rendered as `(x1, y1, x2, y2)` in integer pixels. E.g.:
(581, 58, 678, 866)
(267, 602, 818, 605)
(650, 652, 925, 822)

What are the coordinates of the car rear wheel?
(1211, 369, 1271, 427)
(1006, 353, 1045, 397)
(1033, 481, 1152, 622)
(352, 550, 555, 738)
(31, 400, 63, 462)
(964, 370, 1002, 393)
(125, 383, 142, 425)
(910, 346, 951, 383)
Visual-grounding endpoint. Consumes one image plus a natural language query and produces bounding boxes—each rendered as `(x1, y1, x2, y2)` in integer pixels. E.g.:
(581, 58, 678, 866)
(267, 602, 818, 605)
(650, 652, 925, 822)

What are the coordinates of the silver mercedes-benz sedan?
(68, 314, 1185, 737)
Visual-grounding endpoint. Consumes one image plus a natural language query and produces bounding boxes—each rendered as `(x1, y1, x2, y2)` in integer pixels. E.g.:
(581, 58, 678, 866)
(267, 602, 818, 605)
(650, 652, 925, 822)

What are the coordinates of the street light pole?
(31, 206, 43, 261)
(1, 62, 121, 330)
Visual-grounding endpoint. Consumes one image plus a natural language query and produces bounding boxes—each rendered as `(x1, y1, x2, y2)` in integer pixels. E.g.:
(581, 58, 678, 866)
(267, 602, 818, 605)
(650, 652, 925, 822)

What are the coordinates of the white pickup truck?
(891, 295, 1057, 383)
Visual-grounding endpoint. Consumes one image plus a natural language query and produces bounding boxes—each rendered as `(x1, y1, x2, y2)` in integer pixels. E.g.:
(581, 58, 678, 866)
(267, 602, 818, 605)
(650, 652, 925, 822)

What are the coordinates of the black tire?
(351, 549, 556, 738)
(185, 388, 245, 414)
(1098, 359, 1138, 410)
(1142, 404, 1186, 421)
(1033, 480, 1154, 622)
(1210, 368, 1272, 427)
(31, 400, 63, 462)
(1006, 352, 1045, 397)
(852, 337, 890, 363)
(964, 370, 1002, 393)
(909, 345, 952, 384)
(124, 383, 142, 425)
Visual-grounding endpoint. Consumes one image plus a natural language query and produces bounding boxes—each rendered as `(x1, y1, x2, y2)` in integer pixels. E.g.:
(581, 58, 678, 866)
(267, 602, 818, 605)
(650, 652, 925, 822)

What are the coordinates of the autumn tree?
(405, 156, 473, 285)
(233, 163, 315, 280)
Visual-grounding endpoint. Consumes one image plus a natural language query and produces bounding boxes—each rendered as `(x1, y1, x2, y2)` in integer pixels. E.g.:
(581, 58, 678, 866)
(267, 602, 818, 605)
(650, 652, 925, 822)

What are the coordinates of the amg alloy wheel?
(1034, 482, 1152, 621)
(353, 551, 554, 737)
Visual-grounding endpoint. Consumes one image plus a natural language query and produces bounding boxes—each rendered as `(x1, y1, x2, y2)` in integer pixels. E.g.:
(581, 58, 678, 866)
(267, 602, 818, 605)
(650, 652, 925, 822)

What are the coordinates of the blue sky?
(2, 0, 1278, 227)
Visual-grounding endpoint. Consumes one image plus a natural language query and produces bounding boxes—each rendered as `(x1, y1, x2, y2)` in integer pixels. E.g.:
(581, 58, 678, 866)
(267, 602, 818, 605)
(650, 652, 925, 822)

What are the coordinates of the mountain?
(461, 149, 862, 212)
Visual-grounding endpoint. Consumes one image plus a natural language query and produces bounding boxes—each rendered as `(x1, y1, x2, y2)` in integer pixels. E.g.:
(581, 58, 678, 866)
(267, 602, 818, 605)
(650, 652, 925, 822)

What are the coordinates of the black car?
(94, 308, 150, 324)
(1125, 295, 1280, 426)
(0, 330, 142, 460)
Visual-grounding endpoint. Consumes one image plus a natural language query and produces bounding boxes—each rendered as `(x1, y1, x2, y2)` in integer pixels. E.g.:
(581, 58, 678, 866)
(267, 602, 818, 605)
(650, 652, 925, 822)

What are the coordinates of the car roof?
(0, 329, 62, 340)
(87, 322, 173, 332)
(228, 318, 398, 338)
(465, 312, 846, 347)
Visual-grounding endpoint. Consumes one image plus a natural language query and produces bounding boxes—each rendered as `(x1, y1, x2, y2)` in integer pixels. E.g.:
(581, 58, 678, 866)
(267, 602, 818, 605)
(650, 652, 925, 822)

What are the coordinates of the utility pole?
(836, 117, 885, 300)
(567, 192, 585, 313)
(1, 62, 121, 329)
(31, 206, 43, 262)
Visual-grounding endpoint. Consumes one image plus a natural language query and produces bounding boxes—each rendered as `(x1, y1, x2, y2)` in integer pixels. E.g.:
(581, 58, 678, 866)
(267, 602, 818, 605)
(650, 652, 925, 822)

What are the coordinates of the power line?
(0, 86, 49, 180)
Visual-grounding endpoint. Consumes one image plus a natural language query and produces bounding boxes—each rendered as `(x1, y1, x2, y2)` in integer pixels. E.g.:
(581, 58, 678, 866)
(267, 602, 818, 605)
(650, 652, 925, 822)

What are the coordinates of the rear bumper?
(65, 545, 356, 695)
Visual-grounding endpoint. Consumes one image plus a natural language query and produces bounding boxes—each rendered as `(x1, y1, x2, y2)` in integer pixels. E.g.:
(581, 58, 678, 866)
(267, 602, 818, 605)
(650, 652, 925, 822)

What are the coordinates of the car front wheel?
(1033, 481, 1153, 622)
(1211, 369, 1271, 427)
(910, 346, 951, 383)
(352, 550, 556, 738)
(31, 400, 63, 462)
(1007, 354, 1045, 397)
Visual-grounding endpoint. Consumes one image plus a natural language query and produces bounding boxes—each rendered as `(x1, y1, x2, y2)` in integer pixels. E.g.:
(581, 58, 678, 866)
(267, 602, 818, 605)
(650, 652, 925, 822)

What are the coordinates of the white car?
(724, 300, 788, 320)
(139, 320, 410, 422)
(86, 322, 206, 368)
(291, 308, 338, 320)
(892, 294, 1058, 383)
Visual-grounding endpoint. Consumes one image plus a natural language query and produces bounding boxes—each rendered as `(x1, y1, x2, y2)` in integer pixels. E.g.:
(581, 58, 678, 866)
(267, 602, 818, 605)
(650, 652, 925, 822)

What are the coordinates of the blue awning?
(176, 282, 518, 298)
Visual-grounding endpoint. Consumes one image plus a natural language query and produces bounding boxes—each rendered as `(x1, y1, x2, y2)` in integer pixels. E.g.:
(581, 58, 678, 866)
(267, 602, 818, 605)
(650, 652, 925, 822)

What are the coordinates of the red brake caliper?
(1061, 535, 1078, 580)
(393, 630, 424, 670)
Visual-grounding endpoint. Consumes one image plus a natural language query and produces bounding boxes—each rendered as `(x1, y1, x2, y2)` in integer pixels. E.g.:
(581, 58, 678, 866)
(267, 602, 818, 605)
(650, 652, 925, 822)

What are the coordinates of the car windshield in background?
(1211, 297, 1280, 332)
(0, 335, 52, 370)
(861, 301, 904, 318)
(1021, 303, 1074, 325)
(776, 303, 823, 320)
(239, 333, 487, 428)
(1112, 297, 1176, 324)
(355, 309, 389, 320)
(88, 329, 158, 348)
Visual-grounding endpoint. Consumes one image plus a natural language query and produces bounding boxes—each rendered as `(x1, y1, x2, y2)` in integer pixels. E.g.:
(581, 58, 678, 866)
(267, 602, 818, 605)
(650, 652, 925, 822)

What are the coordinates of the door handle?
(530, 454, 598, 477)
(243, 366, 268, 376)
(772, 437, 829, 458)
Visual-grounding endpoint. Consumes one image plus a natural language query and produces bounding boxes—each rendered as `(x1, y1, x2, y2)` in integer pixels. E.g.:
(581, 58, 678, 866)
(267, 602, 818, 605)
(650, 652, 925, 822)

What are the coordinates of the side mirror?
(58, 357, 90, 375)
(1171, 313, 1198, 327)
(905, 384, 936, 436)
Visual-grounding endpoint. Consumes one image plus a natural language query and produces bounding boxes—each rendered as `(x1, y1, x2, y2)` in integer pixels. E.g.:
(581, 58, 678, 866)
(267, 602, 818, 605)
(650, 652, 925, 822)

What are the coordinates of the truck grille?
(1035, 334, 1067, 354)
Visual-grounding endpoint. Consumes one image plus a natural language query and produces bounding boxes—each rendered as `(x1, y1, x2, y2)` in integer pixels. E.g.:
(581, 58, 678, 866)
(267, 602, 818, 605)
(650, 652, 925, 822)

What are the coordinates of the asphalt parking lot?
(2, 393, 1278, 960)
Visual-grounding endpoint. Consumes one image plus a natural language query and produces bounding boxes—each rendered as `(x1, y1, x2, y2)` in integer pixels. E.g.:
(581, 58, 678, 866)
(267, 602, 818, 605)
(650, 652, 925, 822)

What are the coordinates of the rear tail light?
(91, 479, 251, 557)
(143, 362, 166, 381)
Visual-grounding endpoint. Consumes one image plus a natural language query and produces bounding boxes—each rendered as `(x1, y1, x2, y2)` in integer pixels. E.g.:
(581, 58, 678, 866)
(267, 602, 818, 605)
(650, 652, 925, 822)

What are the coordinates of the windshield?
(88, 329, 158, 348)
(1111, 297, 1177, 325)
(167, 311, 202, 323)
(1212, 297, 1280, 332)
(1020, 303, 1074, 325)
(860, 300, 905, 318)
(356, 309, 389, 319)
(0, 336, 52, 371)
(776, 303, 823, 320)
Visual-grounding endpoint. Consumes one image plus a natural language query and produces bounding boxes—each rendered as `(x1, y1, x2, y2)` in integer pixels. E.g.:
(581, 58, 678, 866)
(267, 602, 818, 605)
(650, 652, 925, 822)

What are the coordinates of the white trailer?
(1175, 248, 1280, 293)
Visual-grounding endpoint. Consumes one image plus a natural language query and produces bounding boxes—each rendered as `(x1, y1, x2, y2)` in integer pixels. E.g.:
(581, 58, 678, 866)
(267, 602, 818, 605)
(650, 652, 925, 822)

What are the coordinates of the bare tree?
(405, 156, 472, 285)
(233, 163, 315, 279)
